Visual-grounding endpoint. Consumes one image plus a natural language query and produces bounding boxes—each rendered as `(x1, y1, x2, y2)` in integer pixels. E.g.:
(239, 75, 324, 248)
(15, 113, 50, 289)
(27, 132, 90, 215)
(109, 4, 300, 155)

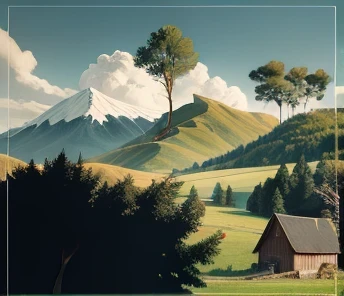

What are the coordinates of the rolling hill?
(84, 163, 166, 187)
(89, 94, 279, 173)
(0, 154, 26, 180)
(181, 108, 344, 173)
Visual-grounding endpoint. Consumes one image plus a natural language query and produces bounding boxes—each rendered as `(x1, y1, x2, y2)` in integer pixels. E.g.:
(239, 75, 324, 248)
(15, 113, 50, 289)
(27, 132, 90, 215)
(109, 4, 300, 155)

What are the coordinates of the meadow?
(176, 162, 318, 208)
(181, 200, 342, 295)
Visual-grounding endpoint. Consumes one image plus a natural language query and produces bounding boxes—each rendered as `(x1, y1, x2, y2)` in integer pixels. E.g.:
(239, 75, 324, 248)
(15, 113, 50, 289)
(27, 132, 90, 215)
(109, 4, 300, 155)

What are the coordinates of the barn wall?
(258, 220, 294, 273)
(294, 254, 338, 271)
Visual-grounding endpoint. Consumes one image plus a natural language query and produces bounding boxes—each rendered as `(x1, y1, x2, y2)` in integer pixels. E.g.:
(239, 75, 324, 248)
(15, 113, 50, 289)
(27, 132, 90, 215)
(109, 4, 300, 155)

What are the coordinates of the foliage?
(5, 151, 223, 294)
(246, 183, 262, 215)
(287, 155, 315, 215)
(212, 182, 225, 205)
(272, 188, 286, 214)
(226, 185, 235, 207)
(179, 109, 344, 173)
(189, 184, 198, 198)
(134, 25, 198, 140)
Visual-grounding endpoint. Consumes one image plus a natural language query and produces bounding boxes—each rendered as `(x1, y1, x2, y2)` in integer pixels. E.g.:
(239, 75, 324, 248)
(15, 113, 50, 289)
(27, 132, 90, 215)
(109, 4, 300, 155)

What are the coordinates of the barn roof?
(253, 213, 340, 254)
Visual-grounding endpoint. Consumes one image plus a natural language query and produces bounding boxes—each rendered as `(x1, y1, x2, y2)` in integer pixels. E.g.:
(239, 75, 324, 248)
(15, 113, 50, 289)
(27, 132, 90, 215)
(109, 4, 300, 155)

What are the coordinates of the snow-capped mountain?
(0, 88, 161, 163)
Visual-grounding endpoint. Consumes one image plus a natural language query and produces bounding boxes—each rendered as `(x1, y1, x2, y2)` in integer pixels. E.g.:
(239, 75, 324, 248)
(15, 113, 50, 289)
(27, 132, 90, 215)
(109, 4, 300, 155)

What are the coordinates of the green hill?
(88, 95, 278, 173)
(182, 108, 343, 172)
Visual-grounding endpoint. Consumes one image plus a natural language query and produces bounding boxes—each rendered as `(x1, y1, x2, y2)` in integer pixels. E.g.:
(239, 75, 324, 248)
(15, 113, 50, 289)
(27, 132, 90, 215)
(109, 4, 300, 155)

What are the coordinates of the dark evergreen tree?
(226, 185, 235, 207)
(274, 163, 290, 199)
(287, 155, 314, 214)
(260, 177, 277, 217)
(211, 182, 221, 200)
(246, 183, 262, 214)
(7, 151, 223, 294)
(192, 162, 200, 170)
(272, 188, 286, 214)
(189, 185, 198, 198)
(212, 183, 225, 205)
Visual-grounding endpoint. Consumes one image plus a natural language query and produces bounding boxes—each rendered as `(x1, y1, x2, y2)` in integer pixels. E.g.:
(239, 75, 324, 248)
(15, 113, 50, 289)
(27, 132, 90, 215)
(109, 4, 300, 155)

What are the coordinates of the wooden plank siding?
(258, 220, 294, 273)
(294, 254, 337, 271)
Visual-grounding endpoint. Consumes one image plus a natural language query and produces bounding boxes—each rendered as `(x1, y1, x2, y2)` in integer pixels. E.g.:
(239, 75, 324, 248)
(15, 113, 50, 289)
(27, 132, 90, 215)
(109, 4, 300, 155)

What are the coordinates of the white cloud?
(0, 98, 51, 133)
(0, 28, 77, 98)
(79, 50, 248, 113)
(337, 86, 344, 108)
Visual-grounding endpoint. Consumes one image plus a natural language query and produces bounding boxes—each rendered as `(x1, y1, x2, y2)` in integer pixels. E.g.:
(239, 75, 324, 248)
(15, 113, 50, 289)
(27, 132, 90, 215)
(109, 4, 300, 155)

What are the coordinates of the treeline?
(174, 109, 344, 175)
(246, 154, 344, 220)
(188, 184, 235, 207)
(1, 151, 224, 295)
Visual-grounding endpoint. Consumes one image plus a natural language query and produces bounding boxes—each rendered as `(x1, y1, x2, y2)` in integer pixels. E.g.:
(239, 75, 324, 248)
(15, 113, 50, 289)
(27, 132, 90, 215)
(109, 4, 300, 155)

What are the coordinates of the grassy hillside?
(186, 108, 343, 172)
(89, 95, 278, 172)
(0, 154, 26, 180)
(84, 163, 166, 187)
(176, 161, 318, 208)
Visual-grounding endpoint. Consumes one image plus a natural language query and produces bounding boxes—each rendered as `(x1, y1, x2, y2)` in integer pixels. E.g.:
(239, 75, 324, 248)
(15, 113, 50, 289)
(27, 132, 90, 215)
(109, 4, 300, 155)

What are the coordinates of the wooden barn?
(253, 213, 340, 273)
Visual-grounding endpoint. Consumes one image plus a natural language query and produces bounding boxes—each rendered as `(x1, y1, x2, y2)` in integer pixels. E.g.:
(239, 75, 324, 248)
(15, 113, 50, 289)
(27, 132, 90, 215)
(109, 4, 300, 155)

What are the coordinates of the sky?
(0, 0, 343, 132)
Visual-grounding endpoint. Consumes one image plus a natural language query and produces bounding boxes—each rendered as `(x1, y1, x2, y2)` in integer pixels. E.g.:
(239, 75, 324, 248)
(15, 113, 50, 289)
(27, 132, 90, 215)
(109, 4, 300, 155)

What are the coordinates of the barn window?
(276, 225, 281, 237)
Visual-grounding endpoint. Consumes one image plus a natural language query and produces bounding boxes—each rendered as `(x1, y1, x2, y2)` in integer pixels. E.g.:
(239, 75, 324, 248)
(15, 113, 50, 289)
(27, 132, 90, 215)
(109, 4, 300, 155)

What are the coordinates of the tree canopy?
(134, 25, 199, 140)
(4, 151, 223, 294)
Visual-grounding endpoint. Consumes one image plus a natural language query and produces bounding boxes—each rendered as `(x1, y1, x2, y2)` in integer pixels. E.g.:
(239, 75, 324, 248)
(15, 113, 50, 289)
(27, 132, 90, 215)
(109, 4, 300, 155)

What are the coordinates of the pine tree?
(260, 178, 277, 217)
(189, 185, 198, 198)
(211, 182, 221, 200)
(226, 185, 235, 207)
(287, 154, 314, 214)
(274, 163, 290, 199)
(212, 183, 225, 205)
(246, 183, 262, 214)
(272, 188, 286, 214)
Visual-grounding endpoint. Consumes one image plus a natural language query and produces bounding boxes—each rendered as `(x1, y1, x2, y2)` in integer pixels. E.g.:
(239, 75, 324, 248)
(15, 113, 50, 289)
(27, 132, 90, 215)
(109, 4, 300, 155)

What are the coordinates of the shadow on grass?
(207, 264, 257, 277)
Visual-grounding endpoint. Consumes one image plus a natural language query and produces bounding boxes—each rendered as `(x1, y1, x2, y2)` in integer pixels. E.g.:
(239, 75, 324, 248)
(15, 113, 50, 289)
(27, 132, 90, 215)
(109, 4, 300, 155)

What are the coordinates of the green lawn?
(180, 199, 341, 295)
(185, 202, 268, 274)
(191, 278, 342, 294)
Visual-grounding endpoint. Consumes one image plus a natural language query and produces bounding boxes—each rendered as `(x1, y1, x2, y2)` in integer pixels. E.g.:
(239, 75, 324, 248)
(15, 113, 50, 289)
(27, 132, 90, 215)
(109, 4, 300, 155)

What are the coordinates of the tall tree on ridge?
(249, 60, 293, 124)
(134, 25, 199, 141)
(304, 69, 331, 112)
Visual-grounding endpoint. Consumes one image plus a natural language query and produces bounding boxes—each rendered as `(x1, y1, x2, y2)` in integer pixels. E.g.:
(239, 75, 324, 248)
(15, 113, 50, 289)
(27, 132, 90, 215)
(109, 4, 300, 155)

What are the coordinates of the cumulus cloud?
(0, 28, 77, 98)
(337, 86, 344, 108)
(79, 50, 248, 113)
(0, 98, 51, 133)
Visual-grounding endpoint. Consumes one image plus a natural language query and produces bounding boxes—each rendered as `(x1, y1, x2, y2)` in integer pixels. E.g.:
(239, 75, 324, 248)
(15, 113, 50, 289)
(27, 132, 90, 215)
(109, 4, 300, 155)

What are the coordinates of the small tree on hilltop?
(272, 187, 286, 214)
(134, 25, 199, 140)
(226, 185, 235, 207)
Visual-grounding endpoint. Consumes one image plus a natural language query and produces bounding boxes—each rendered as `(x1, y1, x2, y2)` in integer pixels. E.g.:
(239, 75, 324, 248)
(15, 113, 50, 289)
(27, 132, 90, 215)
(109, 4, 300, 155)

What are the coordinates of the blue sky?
(0, 0, 342, 131)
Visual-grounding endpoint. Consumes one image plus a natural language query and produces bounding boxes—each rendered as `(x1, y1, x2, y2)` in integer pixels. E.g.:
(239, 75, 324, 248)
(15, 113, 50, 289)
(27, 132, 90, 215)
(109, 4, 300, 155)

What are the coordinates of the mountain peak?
(24, 87, 160, 128)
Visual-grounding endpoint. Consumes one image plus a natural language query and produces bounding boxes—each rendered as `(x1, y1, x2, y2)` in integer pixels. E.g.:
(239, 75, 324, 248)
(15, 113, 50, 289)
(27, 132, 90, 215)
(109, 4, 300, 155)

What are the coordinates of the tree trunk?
(154, 90, 173, 141)
(287, 104, 290, 119)
(279, 104, 282, 124)
(53, 245, 79, 294)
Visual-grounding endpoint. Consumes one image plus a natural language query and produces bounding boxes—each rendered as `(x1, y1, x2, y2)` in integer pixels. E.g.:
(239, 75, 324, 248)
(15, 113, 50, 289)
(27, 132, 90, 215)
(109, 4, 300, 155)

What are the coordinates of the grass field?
(84, 162, 166, 187)
(177, 161, 318, 209)
(180, 199, 342, 295)
(191, 278, 342, 294)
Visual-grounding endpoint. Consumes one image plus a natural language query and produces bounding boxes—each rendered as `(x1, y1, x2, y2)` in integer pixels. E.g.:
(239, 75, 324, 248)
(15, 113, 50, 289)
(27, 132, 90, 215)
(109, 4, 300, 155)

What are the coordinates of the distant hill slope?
(84, 163, 166, 187)
(89, 94, 278, 173)
(187, 108, 343, 172)
(0, 154, 26, 180)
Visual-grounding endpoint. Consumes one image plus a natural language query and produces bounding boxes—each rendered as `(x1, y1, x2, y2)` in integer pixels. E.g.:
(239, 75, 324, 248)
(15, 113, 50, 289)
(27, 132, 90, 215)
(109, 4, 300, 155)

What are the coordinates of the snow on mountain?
(25, 87, 162, 128)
